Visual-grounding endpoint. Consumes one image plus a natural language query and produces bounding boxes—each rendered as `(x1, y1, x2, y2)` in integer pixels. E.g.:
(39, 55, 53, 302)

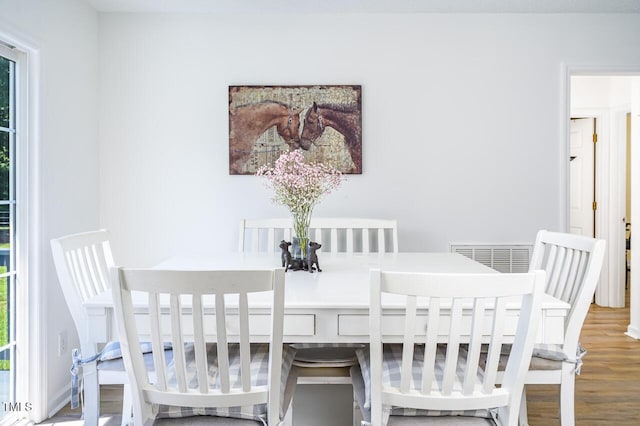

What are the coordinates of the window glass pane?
(0, 49, 16, 420)
(0, 205, 10, 270)
(0, 132, 9, 201)
(0, 271, 8, 341)
(0, 50, 15, 423)
(0, 348, 11, 413)
(0, 57, 8, 129)
(0, 277, 12, 420)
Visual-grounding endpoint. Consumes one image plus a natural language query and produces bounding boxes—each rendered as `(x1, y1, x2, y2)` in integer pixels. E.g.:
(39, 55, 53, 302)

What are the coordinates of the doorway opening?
(567, 73, 639, 336)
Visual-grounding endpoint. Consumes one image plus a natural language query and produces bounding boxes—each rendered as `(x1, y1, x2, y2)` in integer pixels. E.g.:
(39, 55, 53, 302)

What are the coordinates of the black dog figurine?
(290, 258, 308, 271)
(307, 241, 322, 273)
(279, 240, 292, 271)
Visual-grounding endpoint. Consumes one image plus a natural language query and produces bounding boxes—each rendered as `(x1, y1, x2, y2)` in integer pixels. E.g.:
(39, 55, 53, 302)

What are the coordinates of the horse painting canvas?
(228, 85, 362, 175)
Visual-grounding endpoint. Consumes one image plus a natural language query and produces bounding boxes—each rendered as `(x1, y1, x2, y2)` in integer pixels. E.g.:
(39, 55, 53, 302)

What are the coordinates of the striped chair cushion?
(156, 343, 296, 425)
(355, 344, 495, 424)
(485, 343, 586, 374)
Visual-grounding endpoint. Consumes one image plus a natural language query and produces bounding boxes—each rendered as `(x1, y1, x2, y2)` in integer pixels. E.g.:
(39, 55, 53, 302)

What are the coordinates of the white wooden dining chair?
(354, 269, 545, 426)
(514, 230, 606, 426)
(50, 229, 131, 426)
(111, 267, 296, 425)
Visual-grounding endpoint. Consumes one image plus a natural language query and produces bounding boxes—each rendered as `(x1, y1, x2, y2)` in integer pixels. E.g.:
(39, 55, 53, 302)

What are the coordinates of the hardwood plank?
(527, 291, 640, 425)
(41, 385, 123, 424)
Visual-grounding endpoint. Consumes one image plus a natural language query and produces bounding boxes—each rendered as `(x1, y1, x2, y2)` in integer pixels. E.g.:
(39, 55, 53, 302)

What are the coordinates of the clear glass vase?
(291, 208, 312, 259)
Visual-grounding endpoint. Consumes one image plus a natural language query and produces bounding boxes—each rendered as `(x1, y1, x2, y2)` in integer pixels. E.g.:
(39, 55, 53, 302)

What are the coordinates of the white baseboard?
(625, 325, 640, 340)
(47, 386, 71, 419)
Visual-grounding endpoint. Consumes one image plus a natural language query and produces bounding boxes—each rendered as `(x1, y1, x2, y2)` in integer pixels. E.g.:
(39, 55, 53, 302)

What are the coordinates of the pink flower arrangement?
(257, 150, 343, 255)
(257, 150, 343, 211)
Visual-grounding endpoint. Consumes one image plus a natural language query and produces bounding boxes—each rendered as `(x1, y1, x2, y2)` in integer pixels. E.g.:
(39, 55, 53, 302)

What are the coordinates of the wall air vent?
(450, 243, 533, 273)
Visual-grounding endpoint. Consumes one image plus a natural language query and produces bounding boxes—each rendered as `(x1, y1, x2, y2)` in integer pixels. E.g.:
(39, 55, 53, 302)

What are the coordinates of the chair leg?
(282, 395, 293, 426)
(559, 367, 576, 426)
(518, 386, 529, 426)
(121, 384, 132, 425)
(82, 366, 100, 426)
(353, 388, 363, 426)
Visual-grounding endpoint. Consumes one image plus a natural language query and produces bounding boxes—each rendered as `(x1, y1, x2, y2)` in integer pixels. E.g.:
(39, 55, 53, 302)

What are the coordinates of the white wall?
(0, 0, 99, 419)
(98, 13, 640, 267)
(2, 6, 640, 420)
(572, 76, 633, 108)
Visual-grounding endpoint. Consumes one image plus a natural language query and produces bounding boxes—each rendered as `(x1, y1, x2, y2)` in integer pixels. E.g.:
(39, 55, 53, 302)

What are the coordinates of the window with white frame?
(0, 42, 19, 421)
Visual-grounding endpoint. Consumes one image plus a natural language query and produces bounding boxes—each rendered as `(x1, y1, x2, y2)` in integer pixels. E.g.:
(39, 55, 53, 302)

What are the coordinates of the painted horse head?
(229, 101, 302, 174)
(277, 106, 302, 149)
(299, 102, 324, 150)
(298, 101, 362, 173)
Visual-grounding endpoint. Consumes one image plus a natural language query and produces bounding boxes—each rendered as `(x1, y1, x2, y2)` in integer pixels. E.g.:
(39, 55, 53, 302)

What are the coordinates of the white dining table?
(83, 252, 569, 345)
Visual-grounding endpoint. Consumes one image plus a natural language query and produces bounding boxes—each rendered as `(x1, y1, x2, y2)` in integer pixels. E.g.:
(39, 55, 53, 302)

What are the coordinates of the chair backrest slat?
(483, 297, 507, 393)
(369, 269, 545, 426)
(91, 246, 109, 295)
(557, 248, 574, 297)
(546, 246, 565, 297)
(215, 291, 231, 394)
(67, 251, 89, 300)
(442, 299, 463, 395)
(362, 228, 370, 254)
(421, 298, 440, 395)
(330, 228, 339, 254)
(250, 230, 260, 252)
(239, 292, 252, 392)
(378, 228, 386, 254)
(170, 294, 188, 393)
(81, 247, 100, 296)
(77, 250, 94, 297)
(400, 295, 417, 394)
(239, 217, 399, 254)
(111, 268, 286, 426)
(540, 244, 558, 287)
(562, 250, 580, 301)
(463, 298, 486, 395)
(149, 294, 168, 391)
(93, 243, 112, 291)
(266, 228, 275, 254)
(192, 294, 209, 394)
(567, 251, 589, 304)
(346, 228, 354, 253)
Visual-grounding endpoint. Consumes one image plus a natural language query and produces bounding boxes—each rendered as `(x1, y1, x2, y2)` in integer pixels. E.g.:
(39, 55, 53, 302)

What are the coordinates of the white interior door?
(569, 118, 595, 237)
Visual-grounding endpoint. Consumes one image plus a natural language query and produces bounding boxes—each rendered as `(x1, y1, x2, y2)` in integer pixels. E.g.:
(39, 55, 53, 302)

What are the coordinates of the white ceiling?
(84, 0, 640, 14)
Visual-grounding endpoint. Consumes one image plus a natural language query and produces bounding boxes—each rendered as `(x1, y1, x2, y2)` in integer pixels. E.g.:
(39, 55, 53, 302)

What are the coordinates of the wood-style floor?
(526, 292, 640, 425)
(41, 295, 640, 425)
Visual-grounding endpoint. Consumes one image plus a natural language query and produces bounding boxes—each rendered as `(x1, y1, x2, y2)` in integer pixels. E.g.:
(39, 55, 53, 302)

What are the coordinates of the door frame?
(561, 64, 640, 335)
(0, 28, 45, 422)
(569, 107, 629, 307)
